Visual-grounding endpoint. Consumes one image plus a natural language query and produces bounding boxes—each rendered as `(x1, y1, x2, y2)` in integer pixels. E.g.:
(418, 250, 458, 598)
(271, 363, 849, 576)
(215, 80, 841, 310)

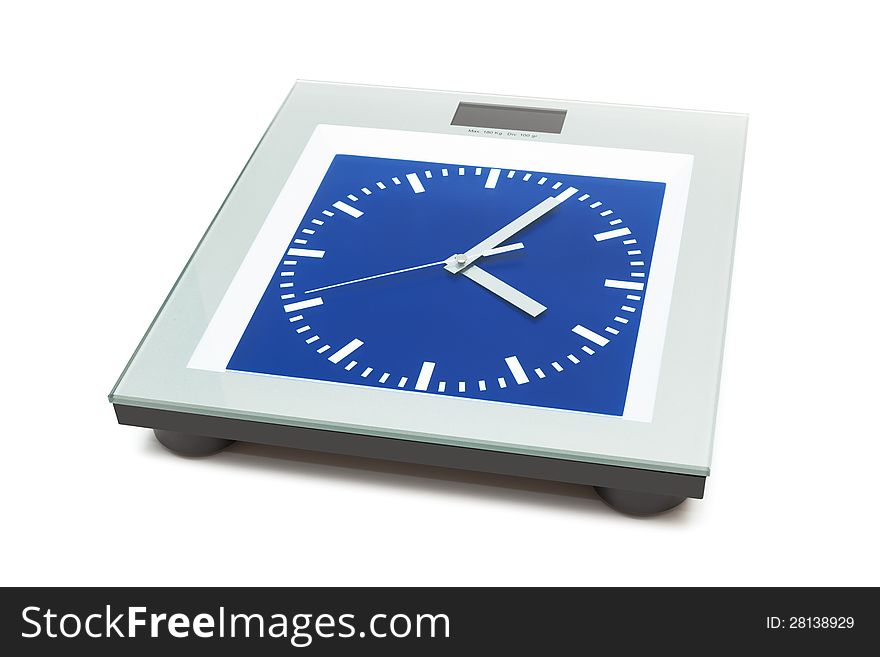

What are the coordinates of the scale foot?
(594, 486, 686, 516)
(154, 429, 234, 457)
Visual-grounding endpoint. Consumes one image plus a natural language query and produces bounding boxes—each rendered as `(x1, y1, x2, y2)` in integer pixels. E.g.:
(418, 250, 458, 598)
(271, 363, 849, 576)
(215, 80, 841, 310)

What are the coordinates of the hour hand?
(460, 265, 546, 317)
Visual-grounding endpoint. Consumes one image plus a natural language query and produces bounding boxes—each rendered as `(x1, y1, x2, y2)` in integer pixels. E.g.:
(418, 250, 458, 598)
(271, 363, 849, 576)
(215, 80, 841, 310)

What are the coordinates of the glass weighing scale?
(109, 81, 747, 515)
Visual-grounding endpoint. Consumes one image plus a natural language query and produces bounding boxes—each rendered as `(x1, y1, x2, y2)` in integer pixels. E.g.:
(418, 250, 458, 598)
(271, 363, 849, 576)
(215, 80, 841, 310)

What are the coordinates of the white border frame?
(188, 125, 693, 422)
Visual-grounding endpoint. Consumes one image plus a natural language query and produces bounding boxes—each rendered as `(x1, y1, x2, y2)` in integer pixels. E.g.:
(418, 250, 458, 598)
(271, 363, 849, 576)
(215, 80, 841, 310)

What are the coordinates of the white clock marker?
(288, 248, 325, 258)
(485, 168, 501, 189)
(605, 279, 645, 291)
(572, 324, 610, 347)
(398, 377, 408, 388)
(406, 173, 425, 194)
(593, 227, 632, 242)
(328, 338, 363, 364)
(379, 373, 390, 383)
(415, 361, 436, 391)
(332, 201, 363, 218)
(284, 297, 323, 313)
(504, 356, 530, 384)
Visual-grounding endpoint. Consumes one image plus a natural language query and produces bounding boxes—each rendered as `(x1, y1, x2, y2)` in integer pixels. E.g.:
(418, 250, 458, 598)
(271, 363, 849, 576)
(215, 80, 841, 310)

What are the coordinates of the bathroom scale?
(109, 81, 747, 514)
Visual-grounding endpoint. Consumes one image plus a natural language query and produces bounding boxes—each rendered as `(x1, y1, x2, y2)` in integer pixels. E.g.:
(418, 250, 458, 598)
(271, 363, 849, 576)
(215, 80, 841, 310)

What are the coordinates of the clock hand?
(445, 186, 578, 273)
(303, 242, 524, 295)
(480, 242, 523, 256)
(460, 265, 547, 317)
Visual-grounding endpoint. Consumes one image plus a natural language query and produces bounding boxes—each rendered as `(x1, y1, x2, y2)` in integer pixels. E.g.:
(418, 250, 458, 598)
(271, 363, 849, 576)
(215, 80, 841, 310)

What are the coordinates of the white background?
(1, 1, 877, 586)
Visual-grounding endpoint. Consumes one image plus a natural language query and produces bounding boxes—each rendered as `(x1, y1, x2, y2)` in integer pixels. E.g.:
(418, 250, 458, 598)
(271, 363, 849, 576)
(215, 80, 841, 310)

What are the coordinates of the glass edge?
(704, 118, 750, 468)
(296, 78, 750, 119)
(108, 81, 300, 400)
(108, 394, 710, 477)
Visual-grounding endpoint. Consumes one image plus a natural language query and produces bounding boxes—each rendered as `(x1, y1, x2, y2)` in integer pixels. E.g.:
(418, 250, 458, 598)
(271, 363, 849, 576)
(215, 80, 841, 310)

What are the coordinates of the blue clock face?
(228, 154, 666, 416)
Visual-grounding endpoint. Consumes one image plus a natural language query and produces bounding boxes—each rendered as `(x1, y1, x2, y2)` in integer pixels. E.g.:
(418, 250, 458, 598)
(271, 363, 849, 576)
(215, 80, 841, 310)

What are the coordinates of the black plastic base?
(154, 429, 235, 457)
(116, 405, 705, 514)
(594, 486, 686, 515)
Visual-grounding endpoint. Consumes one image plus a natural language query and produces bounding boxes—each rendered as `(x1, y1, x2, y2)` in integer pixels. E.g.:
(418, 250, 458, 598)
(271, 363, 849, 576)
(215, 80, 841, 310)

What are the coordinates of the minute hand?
(445, 186, 579, 273)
